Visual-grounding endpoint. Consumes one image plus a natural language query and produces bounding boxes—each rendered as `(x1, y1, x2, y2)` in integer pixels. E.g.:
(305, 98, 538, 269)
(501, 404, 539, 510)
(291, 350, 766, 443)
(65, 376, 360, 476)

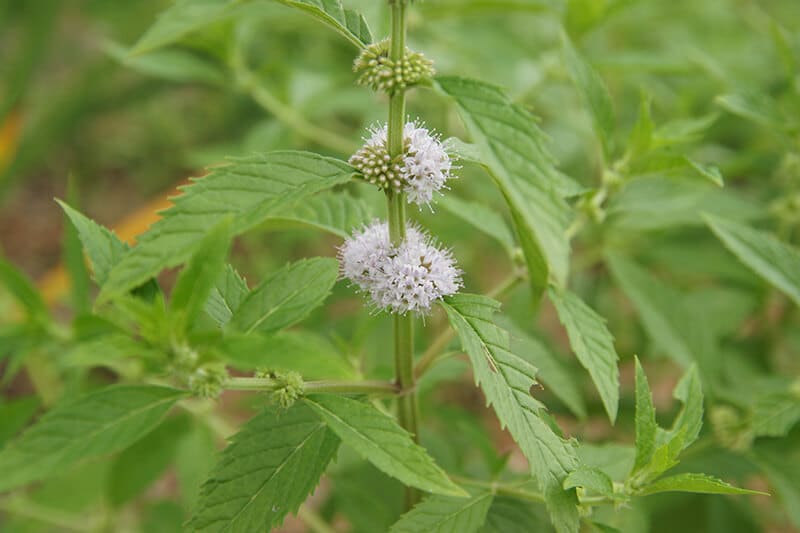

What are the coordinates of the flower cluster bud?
(257, 369, 305, 408)
(349, 121, 454, 207)
(188, 363, 228, 399)
(354, 39, 434, 94)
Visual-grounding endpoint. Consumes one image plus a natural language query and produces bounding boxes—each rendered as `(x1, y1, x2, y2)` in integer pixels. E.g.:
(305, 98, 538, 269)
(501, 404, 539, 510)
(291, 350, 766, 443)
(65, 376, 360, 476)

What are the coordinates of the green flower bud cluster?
(188, 363, 228, 399)
(353, 39, 434, 94)
(257, 369, 305, 408)
(349, 142, 406, 193)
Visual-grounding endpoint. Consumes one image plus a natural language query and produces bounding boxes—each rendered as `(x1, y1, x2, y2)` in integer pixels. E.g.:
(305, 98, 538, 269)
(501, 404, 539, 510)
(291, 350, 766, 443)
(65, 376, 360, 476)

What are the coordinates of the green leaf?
(562, 33, 615, 158)
(632, 358, 657, 475)
(606, 253, 716, 378)
(563, 467, 614, 498)
(304, 395, 465, 497)
(715, 92, 787, 131)
(0, 258, 48, 320)
(228, 257, 338, 334)
(434, 76, 578, 300)
(502, 319, 587, 419)
(548, 287, 619, 423)
(0, 385, 187, 491)
(439, 195, 516, 257)
(266, 191, 373, 238)
(637, 473, 765, 496)
(480, 496, 552, 533)
(218, 330, 354, 379)
(171, 218, 233, 331)
(62, 333, 162, 370)
(0, 396, 39, 448)
(100, 152, 354, 300)
(441, 294, 580, 533)
(389, 492, 494, 533)
(706, 215, 800, 306)
(105, 42, 226, 85)
(668, 364, 703, 451)
(57, 200, 129, 287)
(133, 0, 371, 55)
(686, 158, 724, 187)
(190, 402, 339, 532)
(132, 0, 241, 55)
(205, 264, 250, 326)
(751, 391, 800, 437)
(109, 414, 192, 506)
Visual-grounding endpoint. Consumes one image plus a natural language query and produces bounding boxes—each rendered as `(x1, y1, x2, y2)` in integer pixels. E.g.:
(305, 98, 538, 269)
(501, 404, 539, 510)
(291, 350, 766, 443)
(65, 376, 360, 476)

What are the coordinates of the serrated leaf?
(266, 192, 373, 238)
(109, 414, 192, 506)
(435, 76, 578, 300)
(0, 385, 187, 491)
(606, 253, 716, 378)
(637, 473, 765, 496)
(190, 402, 339, 532)
(441, 294, 580, 533)
(669, 364, 703, 451)
(304, 395, 466, 497)
(218, 330, 354, 379)
(548, 287, 619, 423)
(632, 358, 657, 475)
(133, 0, 371, 55)
(439, 195, 516, 257)
(57, 200, 129, 287)
(389, 492, 494, 533)
(706, 215, 800, 306)
(562, 33, 615, 158)
(171, 218, 232, 331)
(205, 264, 250, 326)
(502, 319, 587, 419)
(228, 257, 338, 334)
(563, 467, 614, 498)
(100, 152, 354, 300)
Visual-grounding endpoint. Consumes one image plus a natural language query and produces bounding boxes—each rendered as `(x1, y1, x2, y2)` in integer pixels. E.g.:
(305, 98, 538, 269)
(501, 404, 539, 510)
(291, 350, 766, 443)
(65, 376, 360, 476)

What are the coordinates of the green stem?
(226, 377, 399, 396)
(386, 0, 419, 511)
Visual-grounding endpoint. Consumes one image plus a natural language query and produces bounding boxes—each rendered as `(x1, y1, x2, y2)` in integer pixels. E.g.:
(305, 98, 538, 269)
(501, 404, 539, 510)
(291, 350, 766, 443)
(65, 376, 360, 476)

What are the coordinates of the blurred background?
(1, 0, 799, 531)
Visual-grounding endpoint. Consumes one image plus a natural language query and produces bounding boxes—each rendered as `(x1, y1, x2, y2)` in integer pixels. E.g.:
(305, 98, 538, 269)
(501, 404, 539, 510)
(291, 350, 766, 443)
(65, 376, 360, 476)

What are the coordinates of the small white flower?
(339, 220, 462, 314)
(349, 121, 455, 207)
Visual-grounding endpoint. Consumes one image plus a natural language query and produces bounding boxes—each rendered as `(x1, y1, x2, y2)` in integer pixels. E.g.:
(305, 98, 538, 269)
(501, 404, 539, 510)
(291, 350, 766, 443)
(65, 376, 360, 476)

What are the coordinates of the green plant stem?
(414, 270, 524, 378)
(451, 475, 545, 503)
(226, 377, 399, 396)
(386, 0, 419, 512)
(234, 65, 357, 154)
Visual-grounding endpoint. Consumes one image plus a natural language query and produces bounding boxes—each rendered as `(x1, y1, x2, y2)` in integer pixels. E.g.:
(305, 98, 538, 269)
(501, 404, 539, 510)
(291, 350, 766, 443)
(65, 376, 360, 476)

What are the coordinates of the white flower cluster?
(349, 121, 454, 207)
(339, 221, 462, 314)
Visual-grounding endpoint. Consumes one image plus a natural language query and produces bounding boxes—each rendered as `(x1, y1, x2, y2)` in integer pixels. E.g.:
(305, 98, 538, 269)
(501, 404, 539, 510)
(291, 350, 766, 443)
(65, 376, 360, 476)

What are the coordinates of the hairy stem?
(386, 0, 420, 511)
(225, 377, 399, 396)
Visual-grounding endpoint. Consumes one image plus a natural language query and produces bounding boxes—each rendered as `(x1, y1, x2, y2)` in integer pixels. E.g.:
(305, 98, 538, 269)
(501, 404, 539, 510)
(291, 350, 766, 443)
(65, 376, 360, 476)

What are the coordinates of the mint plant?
(2, 1, 800, 532)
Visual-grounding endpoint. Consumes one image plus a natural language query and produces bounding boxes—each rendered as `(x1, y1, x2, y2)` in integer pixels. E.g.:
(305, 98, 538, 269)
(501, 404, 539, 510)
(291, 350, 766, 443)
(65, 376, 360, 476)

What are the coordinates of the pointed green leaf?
(0, 385, 187, 491)
(0, 258, 48, 320)
(267, 192, 373, 238)
(637, 473, 765, 496)
(751, 391, 800, 437)
(563, 467, 614, 498)
(228, 257, 338, 334)
(171, 218, 232, 330)
(57, 200, 129, 287)
(389, 492, 494, 533)
(304, 395, 466, 497)
(100, 152, 354, 300)
(205, 264, 250, 326)
(133, 0, 371, 55)
(435, 76, 578, 300)
(548, 287, 619, 423)
(706, 215, 800, 306)
(687, 159, 724, 187)
(562, 33, 615, 158)
(439, 195, 516, 257)
(669, 364, 703, 451)
(632, 357, 657, 475)
(441, 294, 580, 533)
(190, 403, 339, 532)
